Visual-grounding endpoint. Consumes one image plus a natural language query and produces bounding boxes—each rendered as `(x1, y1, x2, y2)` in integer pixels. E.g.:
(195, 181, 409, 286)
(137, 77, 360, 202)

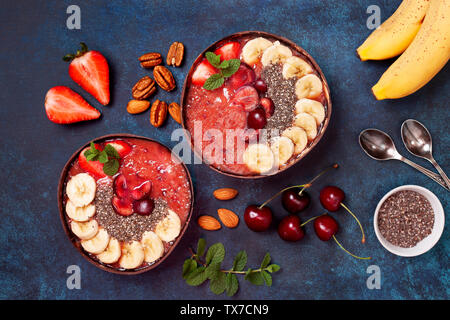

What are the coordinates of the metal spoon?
(401, 119, 450, 189)
(359, 129, 449, 191)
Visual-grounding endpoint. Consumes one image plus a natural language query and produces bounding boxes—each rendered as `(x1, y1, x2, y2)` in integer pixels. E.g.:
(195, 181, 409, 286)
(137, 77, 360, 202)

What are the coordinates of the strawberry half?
(105, 140, 132, 158)
(45, 86, 101, 124)
(191, 59, 217, 86)
(64, 43, 110, 105)
(214, 41, 241, 61)
(78, 144, 106, 179)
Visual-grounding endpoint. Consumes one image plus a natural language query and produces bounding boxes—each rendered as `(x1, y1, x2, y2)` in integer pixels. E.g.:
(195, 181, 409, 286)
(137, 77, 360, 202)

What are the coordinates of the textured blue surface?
(0, 0, 448, 300)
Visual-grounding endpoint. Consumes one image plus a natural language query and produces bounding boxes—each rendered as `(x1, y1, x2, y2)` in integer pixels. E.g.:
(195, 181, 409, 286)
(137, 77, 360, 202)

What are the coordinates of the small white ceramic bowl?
(374, 185, 445, 257)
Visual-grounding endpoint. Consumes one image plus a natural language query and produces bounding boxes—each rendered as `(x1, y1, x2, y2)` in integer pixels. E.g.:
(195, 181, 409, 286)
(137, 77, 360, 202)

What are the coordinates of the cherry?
(133, 198, 154, 216)
(320, 186, 366, 243)
(313, 214, 371, 260)
(231, 85, 259, 112)
(131, 180, 152, 200)
(282, 189, 310, 214)
(247, 107, 267, 130)
(254, 79, 267, 93)
(260, 97, 274, 117)
(114, 174, 128, 198)
(229, 64, 256, 90)
(112, 196, 133, 216)
(244, 205, 273, 232)
(277, 215, 305, 241)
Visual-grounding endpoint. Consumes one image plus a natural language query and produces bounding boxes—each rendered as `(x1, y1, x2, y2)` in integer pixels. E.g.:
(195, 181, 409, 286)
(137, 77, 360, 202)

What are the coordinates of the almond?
(217, 209, 239, 228)
(213, 188, 238, 200)
(127, 100, 150, 114)
(197, 215, 221, 231)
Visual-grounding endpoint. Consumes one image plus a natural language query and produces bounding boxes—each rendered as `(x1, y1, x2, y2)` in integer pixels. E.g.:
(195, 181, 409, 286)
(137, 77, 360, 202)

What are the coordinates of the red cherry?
(314, 215, 338, 241)
(133, 198, 154, 216)
(244, 205, 272, 232)
(228, 64, 256, 90)
(111, 196, 133, 216)
(247, 107, 267, 130)
(277, 215, 305, 241)
(131, 180, 152, 200)
(231, 85, 259, 112)
(320, 186, 345, 212)
(254, 79, 267, 93)
(260, 97, 274, 117)
(113, 174, 128, 198)
(281, 189, 310, 214)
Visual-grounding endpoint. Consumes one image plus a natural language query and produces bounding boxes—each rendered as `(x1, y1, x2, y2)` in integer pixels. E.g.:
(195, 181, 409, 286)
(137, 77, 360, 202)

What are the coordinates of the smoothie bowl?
(181, 31, 331, 178)
(58, 134, 193, 274)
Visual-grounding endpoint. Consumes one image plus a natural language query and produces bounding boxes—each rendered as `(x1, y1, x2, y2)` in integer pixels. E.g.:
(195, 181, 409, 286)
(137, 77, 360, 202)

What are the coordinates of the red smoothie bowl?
(58, 134, 194, 274)
(181, 31, 332, 179)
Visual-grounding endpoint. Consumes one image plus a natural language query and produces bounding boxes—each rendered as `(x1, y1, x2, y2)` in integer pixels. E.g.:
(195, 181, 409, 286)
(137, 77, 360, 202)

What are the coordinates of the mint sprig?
(203, 52, 241, 90)
(83, 142, 121, 176)
(182, 239, 280, 296)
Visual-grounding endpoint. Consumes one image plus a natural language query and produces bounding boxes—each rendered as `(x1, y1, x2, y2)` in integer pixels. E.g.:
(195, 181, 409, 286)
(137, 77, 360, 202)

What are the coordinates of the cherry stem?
(300, 213, 326, 227)
(340, 203, 366, 244)
(258, 184, 309, 209)
(332, 236, 371, 260)
(298, 163, 339, 196)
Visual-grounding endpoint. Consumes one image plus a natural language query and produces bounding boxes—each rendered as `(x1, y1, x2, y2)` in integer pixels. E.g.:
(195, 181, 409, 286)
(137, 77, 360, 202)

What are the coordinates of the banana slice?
(70, 219, 98, 240)
(97, 238, 121, 264)
(270, 136, 294, 166)
(282, 126, 308, 154)
(81, 227, 110, 254)
(294, 113, 317, 141)
(295, 98, 325, 125)
(119, 241, 145, 270)
(261, 41, 293, 66)
(141, 231, 165, 263)
(155, 209, 181, 243)
(66, 173, 96, 207)
(241, 37, 273, 65)
(66, 200, 95, 222)
(243, 143, 275, 174)
(282, 56, 313, 79)
(295, 74, 323, 99)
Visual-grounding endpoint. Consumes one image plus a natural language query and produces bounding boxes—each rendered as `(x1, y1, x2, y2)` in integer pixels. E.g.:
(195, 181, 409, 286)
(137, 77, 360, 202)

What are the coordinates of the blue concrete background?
(0, 0, 448, 300)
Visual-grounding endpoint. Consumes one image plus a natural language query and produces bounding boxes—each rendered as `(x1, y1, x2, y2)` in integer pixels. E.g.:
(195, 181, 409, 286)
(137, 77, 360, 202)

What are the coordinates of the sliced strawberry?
(230, 86, 259, 112)
(214, 42, 241, 61)
(65, 43, 110, 105)
(78, 145, 106, 179)
(105, 140, 132, 158)
(131, 180, 152, 200)
(112, 196, 133, 216)
(228, 64, 256, 90)
(45, 86, 101, 124)
(191, 59, 217, 86)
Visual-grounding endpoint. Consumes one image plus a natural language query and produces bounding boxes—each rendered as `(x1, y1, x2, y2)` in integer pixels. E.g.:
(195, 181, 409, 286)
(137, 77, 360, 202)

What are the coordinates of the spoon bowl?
(401, 119, 433, 159)
(359, 129, 399, 160)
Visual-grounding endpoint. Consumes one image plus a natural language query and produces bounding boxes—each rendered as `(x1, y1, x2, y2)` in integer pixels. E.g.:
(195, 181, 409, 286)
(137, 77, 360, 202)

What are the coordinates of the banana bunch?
(358, 0, 450, 99)
(65, 173, 182, 269)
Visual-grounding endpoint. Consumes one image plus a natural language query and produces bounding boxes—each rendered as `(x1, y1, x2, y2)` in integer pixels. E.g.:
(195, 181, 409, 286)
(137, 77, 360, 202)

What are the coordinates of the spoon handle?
(430, 157, 450, 189)
(401, 157, 450, 191)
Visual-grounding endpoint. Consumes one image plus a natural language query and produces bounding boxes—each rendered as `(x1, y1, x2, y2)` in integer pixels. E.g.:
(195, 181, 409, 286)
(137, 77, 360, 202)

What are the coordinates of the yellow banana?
(357, 0, 430, 61)
(372, 0, 450, 100)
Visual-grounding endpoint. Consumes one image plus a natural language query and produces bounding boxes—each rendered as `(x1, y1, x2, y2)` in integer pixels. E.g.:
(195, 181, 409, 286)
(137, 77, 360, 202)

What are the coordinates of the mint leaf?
(205, 262, 221, 280)
(218, 60, 230, 69)
(266, 264, 280, 273)
(186, 266, 207, 286)
(203, 73, 224, 90)
(90, 141, 97, 151)
(261, 271, 272, 287)
(104, 144, 120, 159)
(232, 251, 247, 271)
(86, 153, 99, 162)
(98, 151, 109, 164)
(244, 268, 253, 280)
(226, 273, 239, 297)
(103, 159, 119, 176)
(261, 253, 271, 269)
(206, 243, 225, 265)
(197, 238, 206, 257)
(182, 259, 197, 279)
(221, 59, 240, 77)
(210, 272, 226, 295)
(246, 271, 264, 286)
(205, 51, 221, 68)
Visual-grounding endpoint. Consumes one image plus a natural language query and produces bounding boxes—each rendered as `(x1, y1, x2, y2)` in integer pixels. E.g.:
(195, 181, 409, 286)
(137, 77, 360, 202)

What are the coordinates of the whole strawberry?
(63, 43, 110, 106)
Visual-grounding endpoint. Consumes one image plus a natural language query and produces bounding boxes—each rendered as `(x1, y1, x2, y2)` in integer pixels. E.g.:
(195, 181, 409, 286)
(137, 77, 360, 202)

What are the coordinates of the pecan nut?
(153, 66, 176, 92)
(150, 99, 168, 127)
(132, 76, 156, 100)
(166, 42, 184, 67)
(127, 100, 150, 114)
(139, 52, 162, 68)
(168, 102, 182, 124)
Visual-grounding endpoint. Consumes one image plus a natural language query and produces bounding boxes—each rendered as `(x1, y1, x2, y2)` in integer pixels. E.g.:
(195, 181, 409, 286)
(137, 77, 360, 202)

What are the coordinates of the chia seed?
(94, 180, 168, 242)
(378, 190, 434, 248)
(261, 64, 297, 138)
